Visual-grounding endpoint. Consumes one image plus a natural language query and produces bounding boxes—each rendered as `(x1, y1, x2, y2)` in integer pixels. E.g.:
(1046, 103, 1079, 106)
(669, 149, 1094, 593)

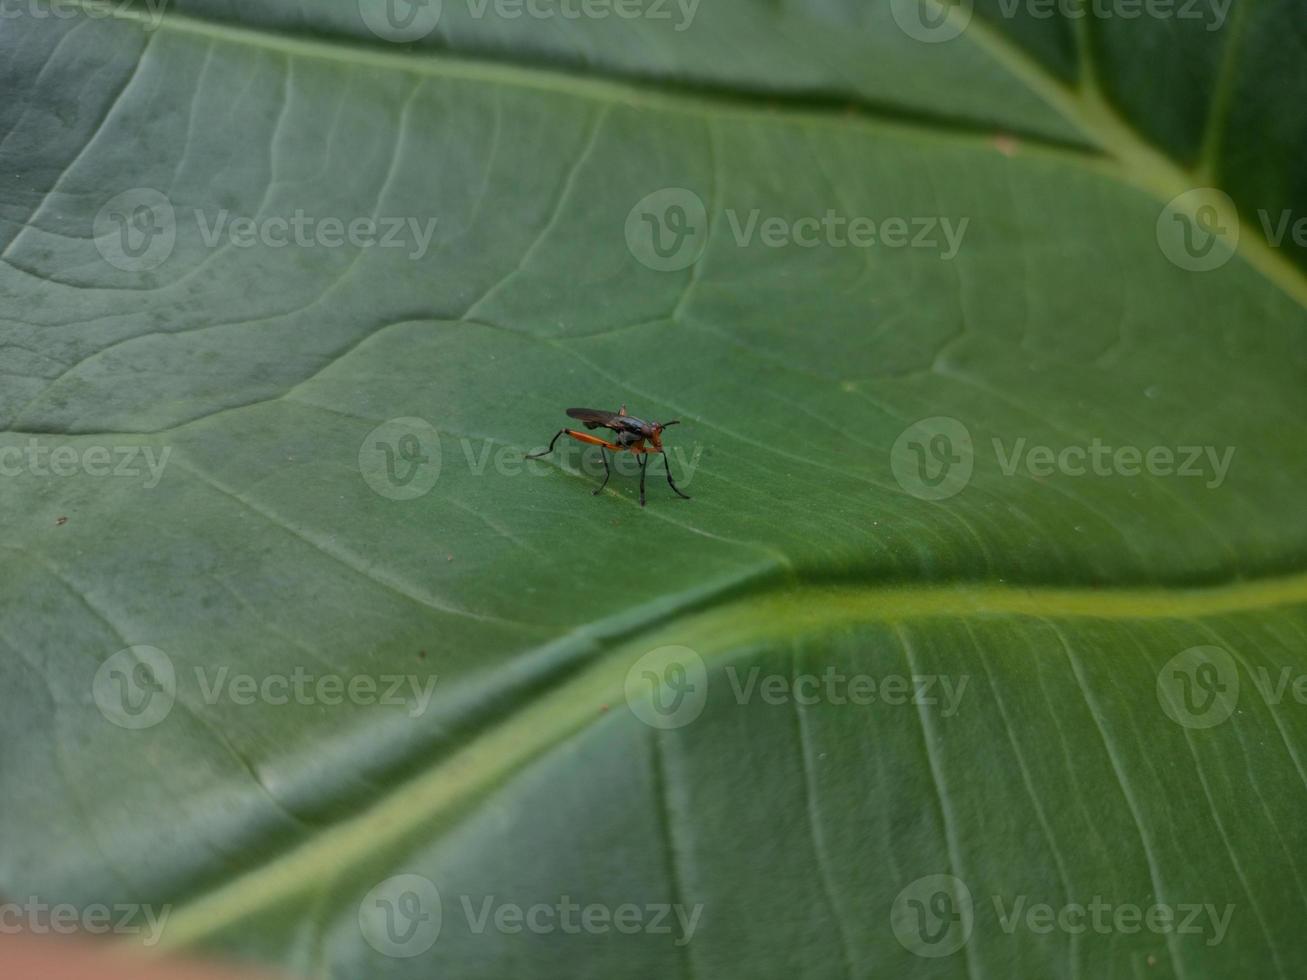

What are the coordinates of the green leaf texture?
(2, 1, 1306, 976)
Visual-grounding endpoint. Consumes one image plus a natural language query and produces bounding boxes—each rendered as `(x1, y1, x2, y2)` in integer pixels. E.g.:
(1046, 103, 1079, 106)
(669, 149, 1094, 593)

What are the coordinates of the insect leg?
(638, 453, 648, 507)
(663, 451, 691, 499)
(525, 430, 566, 459)
(593, 448, 611, 495)
(530, 429, 623, 460)
(561, 430, 624, 452)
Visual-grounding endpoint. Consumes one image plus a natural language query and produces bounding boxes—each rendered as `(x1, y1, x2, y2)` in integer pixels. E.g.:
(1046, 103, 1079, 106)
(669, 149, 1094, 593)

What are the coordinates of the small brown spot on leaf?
(992, 134, 1019, 157)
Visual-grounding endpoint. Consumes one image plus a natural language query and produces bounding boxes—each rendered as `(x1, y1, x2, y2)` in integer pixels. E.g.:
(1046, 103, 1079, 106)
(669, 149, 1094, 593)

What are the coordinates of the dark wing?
(566, 407, 625, 431)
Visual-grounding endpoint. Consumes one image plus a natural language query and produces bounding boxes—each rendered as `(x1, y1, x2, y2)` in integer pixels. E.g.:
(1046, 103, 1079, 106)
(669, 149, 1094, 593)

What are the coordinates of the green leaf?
(3, 1, 1306, 977)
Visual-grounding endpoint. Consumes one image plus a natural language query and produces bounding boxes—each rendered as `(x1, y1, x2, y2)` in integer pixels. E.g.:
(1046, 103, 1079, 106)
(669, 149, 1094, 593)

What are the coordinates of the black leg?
(638, 453, 648, 507)
(663, 451, 691, 499)
(593, 448, 611, 495)
(525, 430, 565, 459)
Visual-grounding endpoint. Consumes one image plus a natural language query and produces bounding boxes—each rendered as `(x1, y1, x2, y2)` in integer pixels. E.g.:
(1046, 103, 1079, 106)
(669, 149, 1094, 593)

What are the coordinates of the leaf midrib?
(150, 568, 1307, 951)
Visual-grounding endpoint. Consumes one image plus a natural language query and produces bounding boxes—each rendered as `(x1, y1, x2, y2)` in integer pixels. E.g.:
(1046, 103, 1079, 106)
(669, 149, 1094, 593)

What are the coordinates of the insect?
(526, 405, 691, 507)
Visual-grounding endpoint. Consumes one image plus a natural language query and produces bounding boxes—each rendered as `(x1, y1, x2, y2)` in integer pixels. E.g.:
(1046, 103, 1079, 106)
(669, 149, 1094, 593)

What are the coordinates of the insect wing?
(566, 407, 623, 431)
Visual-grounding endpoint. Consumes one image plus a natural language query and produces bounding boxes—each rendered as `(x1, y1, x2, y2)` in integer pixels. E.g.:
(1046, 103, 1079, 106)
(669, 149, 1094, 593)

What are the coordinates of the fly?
(527, 405, 692, 507)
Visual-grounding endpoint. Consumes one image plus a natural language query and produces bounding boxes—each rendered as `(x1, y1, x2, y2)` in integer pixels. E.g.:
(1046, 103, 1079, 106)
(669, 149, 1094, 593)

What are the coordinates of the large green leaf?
(3, 1, 1306, 977)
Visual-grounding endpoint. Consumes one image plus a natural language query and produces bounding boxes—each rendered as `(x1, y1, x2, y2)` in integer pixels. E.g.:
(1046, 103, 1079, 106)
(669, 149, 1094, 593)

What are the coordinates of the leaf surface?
(2, 2, 1306, 977)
